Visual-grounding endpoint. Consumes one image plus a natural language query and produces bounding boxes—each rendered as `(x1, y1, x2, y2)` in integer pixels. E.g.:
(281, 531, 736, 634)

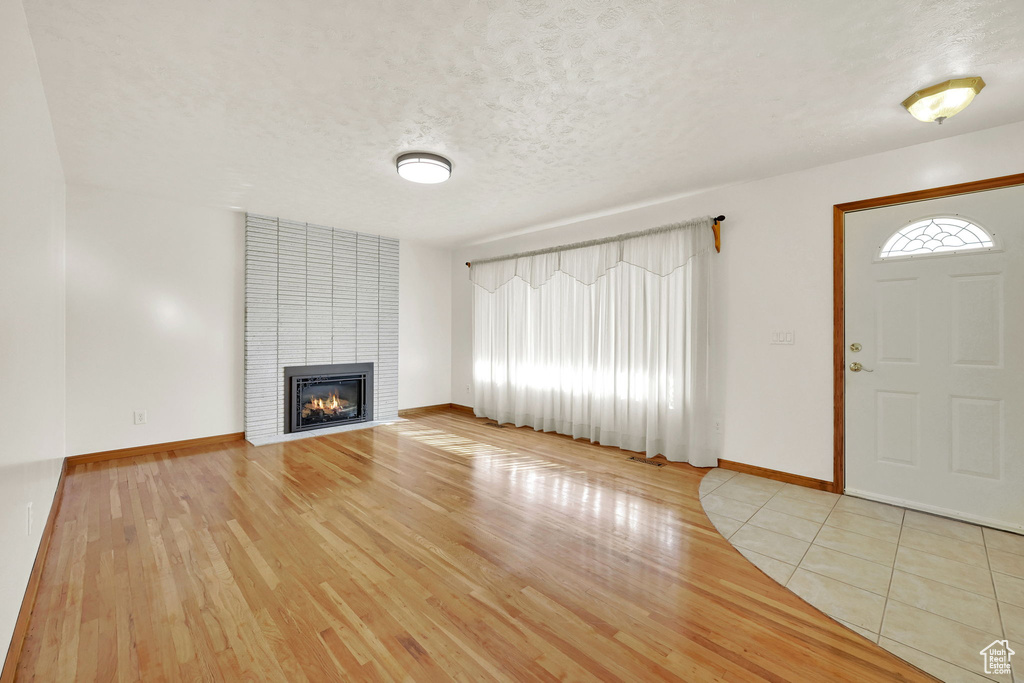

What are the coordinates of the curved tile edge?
(698, 468, 1021, 683)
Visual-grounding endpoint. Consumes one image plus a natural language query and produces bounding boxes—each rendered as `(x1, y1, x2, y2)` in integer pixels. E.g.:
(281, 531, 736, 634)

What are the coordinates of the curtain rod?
(465, 215, 725, 267)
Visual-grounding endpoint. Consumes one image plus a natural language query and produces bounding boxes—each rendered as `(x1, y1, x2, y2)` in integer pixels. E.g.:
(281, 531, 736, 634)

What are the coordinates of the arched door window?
(879, 216, 996, 260)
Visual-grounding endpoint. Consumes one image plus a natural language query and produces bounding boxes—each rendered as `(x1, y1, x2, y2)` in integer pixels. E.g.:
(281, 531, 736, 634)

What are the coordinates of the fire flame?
(309, 391, 343, 412)
(301, 389, 350, 417)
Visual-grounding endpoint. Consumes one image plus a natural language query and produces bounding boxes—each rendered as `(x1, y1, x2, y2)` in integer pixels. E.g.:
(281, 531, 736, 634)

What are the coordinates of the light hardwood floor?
(14, 408, 934, 681)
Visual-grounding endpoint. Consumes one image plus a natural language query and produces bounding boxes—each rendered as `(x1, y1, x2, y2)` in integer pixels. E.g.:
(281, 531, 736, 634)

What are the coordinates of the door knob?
(849, 362, 873, 373)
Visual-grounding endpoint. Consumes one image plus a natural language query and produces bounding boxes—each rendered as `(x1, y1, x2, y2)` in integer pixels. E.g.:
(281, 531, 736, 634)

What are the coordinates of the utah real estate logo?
(980, 640, 1014, 676)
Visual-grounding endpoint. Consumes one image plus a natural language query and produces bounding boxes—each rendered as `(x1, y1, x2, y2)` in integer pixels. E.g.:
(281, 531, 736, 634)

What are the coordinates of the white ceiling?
(24, 0, 1024, 246)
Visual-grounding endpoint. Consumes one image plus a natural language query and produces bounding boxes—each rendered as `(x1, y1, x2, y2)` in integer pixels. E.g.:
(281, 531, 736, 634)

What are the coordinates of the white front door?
(844, 185, 1024, 532)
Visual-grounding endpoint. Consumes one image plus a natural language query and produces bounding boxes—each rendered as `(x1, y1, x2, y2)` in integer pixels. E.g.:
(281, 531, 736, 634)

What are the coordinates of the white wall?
(65, 187, 453, 455)
(399, 241, 452, 410)
(452, 121, 1024, 481)
(65, 185, 245, 455)
(0, 0, 66, 660)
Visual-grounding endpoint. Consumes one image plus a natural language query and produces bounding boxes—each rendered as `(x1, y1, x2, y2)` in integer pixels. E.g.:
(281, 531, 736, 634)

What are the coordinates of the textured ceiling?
(24, 0, 1024, 245)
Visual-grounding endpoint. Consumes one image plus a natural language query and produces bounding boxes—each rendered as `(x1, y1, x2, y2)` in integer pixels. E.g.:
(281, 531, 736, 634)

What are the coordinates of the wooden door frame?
(832, 172, 1024, 494)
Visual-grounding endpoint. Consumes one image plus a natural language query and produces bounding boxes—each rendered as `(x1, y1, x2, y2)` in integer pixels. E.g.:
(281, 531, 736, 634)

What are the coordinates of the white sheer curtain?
(470, 216, 717, 466)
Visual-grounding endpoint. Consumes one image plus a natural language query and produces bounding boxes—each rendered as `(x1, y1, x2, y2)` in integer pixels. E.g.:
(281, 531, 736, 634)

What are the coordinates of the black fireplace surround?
(284, 363, 373, 434)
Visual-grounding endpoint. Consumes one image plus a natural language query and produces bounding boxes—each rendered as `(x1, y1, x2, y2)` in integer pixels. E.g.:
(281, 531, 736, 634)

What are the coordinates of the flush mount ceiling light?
(396, 152, 452, 184)
(901, 77, 986, 124)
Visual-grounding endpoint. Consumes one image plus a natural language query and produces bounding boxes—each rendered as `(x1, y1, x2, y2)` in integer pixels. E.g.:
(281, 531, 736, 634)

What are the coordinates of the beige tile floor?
(700, 468, 1024, 682)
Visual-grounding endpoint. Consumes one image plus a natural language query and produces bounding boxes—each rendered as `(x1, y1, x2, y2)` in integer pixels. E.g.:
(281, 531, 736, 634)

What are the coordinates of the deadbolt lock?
(850, 343, 862, 352)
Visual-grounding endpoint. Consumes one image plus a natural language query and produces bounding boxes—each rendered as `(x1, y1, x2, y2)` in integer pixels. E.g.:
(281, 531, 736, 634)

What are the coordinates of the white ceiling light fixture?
(901, 77, 986, 124)
(396, 152, 452, 184)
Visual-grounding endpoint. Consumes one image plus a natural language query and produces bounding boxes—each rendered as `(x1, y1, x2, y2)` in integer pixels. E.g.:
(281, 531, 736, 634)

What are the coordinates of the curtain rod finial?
(465, 262, 471, 268)
(714, 215, 725, 223)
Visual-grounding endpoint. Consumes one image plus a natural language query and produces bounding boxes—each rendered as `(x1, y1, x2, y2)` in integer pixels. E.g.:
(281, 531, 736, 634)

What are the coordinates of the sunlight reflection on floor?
(385, 420, 685, 549)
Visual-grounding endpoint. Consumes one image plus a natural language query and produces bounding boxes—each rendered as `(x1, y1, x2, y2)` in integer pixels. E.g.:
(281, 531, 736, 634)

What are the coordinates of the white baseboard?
(844, 488, 1024, 535)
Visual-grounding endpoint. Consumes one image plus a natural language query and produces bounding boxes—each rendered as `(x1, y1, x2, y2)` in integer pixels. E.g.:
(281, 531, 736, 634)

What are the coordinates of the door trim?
(832, 172, 1024, 494)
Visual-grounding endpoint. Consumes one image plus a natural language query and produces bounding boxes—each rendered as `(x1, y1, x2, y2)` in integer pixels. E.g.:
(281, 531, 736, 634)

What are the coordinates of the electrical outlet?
(770, 330, 795, 345)
(133, 410, 147, 425)
(26, 502, 33, 536)
(714, 419, 723, 435)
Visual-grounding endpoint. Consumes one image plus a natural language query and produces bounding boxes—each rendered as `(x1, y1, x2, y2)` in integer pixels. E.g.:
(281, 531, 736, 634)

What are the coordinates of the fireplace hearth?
(284, 363, 373, 434)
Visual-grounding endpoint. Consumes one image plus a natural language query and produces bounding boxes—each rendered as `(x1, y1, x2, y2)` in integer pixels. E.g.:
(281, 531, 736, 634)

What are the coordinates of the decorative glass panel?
(880, 217, 994, 259)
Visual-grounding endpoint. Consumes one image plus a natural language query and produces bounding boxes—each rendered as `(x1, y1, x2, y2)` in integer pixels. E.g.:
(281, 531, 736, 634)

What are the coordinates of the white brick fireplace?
(244, 214, 399, 445)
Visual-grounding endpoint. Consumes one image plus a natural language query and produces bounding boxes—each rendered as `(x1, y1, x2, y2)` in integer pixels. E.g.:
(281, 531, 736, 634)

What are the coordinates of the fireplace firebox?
(284, 363, 373, 434)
